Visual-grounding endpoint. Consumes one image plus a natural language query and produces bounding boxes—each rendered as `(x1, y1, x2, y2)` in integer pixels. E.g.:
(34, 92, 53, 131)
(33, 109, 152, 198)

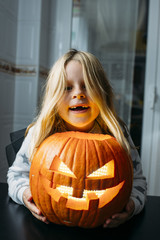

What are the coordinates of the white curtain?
(96, 0, 139, 127)
(71, 0, 140, 127)
(97, 0, 139, 45)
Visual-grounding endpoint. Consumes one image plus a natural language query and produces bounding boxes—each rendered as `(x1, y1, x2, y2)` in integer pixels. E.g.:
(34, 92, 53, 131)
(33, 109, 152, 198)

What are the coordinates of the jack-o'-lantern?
(30, 132, 133, 228)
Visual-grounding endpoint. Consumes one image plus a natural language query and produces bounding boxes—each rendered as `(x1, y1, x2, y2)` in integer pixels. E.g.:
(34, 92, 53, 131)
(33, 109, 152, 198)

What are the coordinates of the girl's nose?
(72, 88, 86, 99)
(72, 93, 86, 99)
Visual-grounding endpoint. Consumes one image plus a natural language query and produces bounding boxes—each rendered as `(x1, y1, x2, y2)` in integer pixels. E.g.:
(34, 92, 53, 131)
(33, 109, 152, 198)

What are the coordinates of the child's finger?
(31, 211, 49, 224)
(103, 218, 112, 228)
(103, 212, 129, 228)
(26, 201, 41, 215)
(103, 219, 117, 228)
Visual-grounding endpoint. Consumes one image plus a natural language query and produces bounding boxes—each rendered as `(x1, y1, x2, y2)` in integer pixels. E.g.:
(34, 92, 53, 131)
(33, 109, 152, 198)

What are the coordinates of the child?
(7, 49, 147, 228)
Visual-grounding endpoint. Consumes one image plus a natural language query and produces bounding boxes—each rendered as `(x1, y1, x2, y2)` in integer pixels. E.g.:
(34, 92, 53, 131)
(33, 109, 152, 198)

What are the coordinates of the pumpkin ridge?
(38, 151, 64, 224)
(78, 201, 90, 227)
(68, 138, 86, 225)
(37, 172, 43, 212)
(104, 138, 133, 193)
(72, 138, 86, 198)
(63, 138, 79, 190)
(94, 140, 108, 190)
(85, 139, 96, 190)
(104, 139, 121, 182)
(43, 179, 62, 224)
(110, 140, 133, 187)
(58, 137, 77, 168)
(56, 136, 72, 158)
(68, 138, 78, 223)
(66, 138, 79, 174)
(92, 140, 101, 190)
(76, 140, 87, 225)
(37, 168, 61, 224)
(50, 196, 63, 224)
(84, 139, 87, 193)
(37, 174, 48, 217)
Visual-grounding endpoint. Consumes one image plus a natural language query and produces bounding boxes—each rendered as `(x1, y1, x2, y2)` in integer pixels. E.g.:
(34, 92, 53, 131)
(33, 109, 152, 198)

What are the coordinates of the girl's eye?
(65, 86, 72, 91)
(82, 84, 86, 90)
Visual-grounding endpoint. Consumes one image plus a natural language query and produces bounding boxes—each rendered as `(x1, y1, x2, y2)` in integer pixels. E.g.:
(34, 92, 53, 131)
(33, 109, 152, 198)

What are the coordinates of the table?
(0, 183, 159, 240)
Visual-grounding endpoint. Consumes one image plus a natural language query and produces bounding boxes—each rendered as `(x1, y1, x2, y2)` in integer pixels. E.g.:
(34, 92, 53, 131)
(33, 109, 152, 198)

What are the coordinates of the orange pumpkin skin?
(30, 132, 133, 228)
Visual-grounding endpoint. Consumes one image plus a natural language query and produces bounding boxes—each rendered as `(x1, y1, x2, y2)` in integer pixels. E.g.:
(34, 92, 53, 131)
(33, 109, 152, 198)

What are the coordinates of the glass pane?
(71, 0, 148, 150)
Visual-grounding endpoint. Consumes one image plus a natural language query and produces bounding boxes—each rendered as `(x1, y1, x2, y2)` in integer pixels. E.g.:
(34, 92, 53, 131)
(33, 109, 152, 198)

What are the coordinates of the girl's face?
(57, 60, 100, 132)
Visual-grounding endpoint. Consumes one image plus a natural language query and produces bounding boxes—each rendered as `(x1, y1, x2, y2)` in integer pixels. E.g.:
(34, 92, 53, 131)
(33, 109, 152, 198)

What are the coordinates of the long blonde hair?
(27, 49, 130, 161)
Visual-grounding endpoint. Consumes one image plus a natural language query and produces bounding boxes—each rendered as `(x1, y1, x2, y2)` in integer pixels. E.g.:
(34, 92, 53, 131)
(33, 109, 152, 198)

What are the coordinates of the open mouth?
(69, 105, 90, 112)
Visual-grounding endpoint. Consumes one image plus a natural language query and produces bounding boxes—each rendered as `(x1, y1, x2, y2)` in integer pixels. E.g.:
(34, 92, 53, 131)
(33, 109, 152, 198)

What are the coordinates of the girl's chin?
(65, 121, 95, 132)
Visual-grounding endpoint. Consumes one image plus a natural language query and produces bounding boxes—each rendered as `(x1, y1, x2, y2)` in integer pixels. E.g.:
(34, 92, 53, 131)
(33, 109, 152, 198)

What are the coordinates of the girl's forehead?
(65, 60, 82, 70)
(65, 60, 84, 79)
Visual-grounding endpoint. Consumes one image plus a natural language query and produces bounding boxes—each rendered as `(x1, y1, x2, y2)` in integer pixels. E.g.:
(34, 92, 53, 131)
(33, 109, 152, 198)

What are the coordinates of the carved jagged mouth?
(42, 179, 125, 210)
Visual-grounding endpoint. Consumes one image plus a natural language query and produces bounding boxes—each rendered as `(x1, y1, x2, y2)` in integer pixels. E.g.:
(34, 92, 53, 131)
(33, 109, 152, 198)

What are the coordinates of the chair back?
(6, 128, 26, 167)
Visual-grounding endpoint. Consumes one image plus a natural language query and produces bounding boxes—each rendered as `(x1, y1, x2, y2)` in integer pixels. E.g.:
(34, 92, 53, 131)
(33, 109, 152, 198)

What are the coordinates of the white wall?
(141, 0, 160, 196)
(13, 0, 42, 130)
(0, 0, 72, 182)
(0, 0, 19, 182)
(38, 0, 72, 104)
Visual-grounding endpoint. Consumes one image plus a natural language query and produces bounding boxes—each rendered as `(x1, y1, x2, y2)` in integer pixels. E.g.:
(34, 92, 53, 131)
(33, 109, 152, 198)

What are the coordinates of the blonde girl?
(28, 49, 130, 160)
(7, 49, 147, 228)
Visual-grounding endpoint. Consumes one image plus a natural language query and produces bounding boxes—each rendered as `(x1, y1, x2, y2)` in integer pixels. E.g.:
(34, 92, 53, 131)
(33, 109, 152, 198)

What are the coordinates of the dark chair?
(6, 128, 26, 167)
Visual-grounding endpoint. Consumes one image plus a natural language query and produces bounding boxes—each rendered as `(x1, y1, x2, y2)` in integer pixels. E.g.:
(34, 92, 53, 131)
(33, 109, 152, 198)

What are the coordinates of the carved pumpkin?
(30, 131, 133, 228)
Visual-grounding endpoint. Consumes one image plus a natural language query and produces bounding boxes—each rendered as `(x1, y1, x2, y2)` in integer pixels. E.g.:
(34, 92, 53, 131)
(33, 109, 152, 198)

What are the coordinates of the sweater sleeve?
(123, 125, 147, 215)
(7, 127, 34, 205)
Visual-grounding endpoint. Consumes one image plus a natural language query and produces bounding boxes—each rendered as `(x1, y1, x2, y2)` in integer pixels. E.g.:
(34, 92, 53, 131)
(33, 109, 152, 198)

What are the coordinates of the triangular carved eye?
(50, 155, 76, 178)
(87, 160, 114, 179)
(58, 161, 77, 178)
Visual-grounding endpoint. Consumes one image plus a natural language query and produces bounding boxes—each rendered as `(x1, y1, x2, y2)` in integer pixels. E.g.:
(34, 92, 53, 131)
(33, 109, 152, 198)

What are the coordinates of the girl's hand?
(103, 198, 135, 228)
(23, 187, 49, 224)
